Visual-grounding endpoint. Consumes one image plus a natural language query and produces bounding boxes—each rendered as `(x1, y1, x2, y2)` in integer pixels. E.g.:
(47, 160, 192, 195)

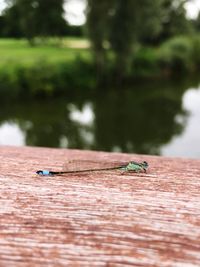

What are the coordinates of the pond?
(1, 77, 200, 159)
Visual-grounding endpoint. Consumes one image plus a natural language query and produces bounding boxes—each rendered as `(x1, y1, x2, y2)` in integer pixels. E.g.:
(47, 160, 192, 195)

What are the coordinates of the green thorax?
(120, 161, 148, 172)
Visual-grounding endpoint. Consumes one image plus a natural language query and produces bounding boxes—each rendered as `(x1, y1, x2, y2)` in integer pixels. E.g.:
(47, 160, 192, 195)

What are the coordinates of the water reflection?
(93, 85, 187, 154)
(0, 122, 25, 145)
(0, 78, 200, 158)
(67, 102, 95, 147)
(162, 87, 200, 158)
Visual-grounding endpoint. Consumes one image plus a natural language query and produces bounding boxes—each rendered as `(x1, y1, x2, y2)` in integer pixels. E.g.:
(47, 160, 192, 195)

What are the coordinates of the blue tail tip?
(36, 170, 50, 176)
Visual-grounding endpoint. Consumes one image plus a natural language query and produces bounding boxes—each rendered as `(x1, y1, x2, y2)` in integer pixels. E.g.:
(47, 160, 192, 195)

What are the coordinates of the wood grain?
(0, 145, 200, 266)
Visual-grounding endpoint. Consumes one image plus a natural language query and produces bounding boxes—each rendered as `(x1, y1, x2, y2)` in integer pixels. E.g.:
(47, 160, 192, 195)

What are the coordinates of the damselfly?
(36, 160, 148, 176)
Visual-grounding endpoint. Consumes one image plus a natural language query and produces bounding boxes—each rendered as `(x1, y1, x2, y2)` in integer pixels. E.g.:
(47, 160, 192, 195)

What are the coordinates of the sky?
(185, 0, 200, 18)
(0, 0, 86, 25)
(162, 85, 200, 159)
(0, 0, 199, 25)
(64, 0, 86, 25)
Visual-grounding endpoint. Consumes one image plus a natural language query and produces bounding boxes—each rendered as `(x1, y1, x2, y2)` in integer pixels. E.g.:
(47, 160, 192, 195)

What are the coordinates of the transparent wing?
(62, 159, 129, 172)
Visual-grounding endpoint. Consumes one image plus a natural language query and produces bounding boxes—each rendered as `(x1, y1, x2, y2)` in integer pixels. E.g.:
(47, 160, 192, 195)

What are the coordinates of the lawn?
(0, 37, 95, 98)
(0, 37, 91, 66)
(1, 35, 200, 98)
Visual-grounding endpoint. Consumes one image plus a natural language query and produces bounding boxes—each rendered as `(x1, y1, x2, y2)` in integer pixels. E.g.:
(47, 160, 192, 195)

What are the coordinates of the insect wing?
(62, 160, 129, 172)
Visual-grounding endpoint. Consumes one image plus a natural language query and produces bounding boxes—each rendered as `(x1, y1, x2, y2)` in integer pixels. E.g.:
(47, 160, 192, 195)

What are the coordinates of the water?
(161, 87, 200, 158)
(1, 77, 200, 159)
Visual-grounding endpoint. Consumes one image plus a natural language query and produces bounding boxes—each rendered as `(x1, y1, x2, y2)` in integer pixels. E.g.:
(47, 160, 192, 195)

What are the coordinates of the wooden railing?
(0, 145, 200, 266)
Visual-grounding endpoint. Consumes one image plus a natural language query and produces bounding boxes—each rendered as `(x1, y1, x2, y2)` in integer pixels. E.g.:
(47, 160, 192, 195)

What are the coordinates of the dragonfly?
(36, 160, 148, 176)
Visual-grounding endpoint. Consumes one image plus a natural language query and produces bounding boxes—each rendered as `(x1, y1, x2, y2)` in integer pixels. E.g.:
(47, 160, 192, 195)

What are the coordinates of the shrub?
(132, 47, 160, 77)
(158, 36, 194, 73)
(0, 57, 96, 100)
(190, 35, 200, 68)
(0, 64, 21, 101)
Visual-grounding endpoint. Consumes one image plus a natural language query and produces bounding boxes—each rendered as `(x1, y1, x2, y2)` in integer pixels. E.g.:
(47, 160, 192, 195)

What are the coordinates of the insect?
(36, 160, 148, 176)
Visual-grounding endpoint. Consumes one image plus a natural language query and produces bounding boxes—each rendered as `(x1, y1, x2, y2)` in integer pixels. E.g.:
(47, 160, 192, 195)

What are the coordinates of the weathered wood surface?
(0, 145, 200, 267)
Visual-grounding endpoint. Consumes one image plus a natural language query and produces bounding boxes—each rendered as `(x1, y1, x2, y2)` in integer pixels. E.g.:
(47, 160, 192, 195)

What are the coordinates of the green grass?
(0, 37, 95, 99)
(0, 37, 91, 66)
(1, 35, 200, 100)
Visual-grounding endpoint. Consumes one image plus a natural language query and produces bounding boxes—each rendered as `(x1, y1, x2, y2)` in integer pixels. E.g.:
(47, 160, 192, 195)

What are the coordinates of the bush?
(132, 47, 160, 77)
(1, 36, 200, 102)
(190, 35, 200, 68)
(0, 57, 96, 100)
(158, 36, 194, 73)
(131, 35, 200, 78)
(0, 64, 21, 101)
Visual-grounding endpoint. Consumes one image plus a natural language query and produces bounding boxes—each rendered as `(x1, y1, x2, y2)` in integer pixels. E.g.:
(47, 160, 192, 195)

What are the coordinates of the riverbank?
(1, 35, 200, 99)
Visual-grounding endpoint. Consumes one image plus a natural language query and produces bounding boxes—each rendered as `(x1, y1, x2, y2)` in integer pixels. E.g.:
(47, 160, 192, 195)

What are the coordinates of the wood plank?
(0, 145, 200, 266)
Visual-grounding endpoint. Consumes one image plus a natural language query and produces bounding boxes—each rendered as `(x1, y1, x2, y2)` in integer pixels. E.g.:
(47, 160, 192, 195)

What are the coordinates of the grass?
(0, 37, 95, 99)
(0, 37, 91, 66)
(1, 35, 200, 100)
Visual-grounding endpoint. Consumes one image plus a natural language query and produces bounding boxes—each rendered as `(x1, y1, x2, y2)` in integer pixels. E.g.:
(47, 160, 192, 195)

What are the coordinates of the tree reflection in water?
(0, 78, 198, 155)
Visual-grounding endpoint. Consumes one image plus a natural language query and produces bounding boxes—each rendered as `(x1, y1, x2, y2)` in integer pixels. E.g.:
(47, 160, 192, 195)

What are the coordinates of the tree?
(34, 0, 67, 37)
(0, 15, 6, 37)
(86, 0, 115, 78)
(1, 2, 23, 37)
(86, 0, 163, 81)
(193, 11, 200, 32)
(4, 0, 66, 44)
(110, 0, 163, 80)
(86, 0, 192, 81)
(156, 0, 192, 43)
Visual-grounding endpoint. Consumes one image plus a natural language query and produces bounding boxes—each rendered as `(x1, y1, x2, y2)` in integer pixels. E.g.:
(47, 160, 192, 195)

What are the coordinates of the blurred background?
(0, 0, 200, 158)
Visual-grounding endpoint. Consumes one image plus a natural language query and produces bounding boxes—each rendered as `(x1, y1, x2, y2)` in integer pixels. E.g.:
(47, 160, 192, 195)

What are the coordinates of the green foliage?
(64, 25, 83, 37)
(0, 15, 6, 37)
(87, 0, 164, 79)
(109, 0, 138, 76)
(156, 0, 193, 43)
(3, 0, 66, 43)
(0, 38, 95, 99)
(0, 59, 95, 99)
(132, 47, 160, 77)
(0, 66, 20, 100)
(190, 35, 200, 67)
(130, 35, 200, 77)
(0, 4, 23, 37)
(193, 11, 200, 32)
(1, 36, 200, 101)
(86, 0, 114, 74)
(86, 0, 194, 80)
(158, 36, 194, 73)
